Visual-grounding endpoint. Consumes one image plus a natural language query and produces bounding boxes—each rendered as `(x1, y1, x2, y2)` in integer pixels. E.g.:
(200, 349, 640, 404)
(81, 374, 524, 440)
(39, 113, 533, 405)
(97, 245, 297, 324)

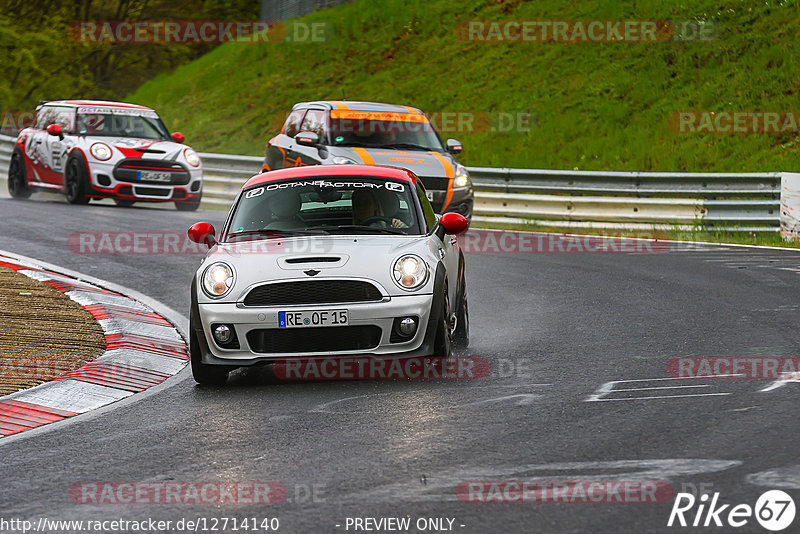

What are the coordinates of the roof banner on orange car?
(330, 110, 429, 123)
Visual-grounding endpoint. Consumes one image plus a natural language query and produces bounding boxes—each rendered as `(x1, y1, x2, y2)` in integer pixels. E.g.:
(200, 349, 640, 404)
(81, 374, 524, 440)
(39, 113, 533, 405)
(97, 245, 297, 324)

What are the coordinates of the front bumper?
(84, 159, 203, 203)
(197, 294, 435, 365)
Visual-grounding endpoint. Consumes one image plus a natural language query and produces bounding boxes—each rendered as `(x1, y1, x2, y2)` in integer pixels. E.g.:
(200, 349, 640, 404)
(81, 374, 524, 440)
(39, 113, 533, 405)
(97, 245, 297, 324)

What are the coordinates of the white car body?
(8, 100, 202, 208)
(187, 164, 470, 384)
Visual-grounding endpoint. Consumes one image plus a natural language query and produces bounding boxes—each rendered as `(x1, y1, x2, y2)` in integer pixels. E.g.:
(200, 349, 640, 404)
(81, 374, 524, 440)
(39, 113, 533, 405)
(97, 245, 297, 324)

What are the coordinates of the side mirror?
(46, 124, 63, 140)
(446, 138, 462, 154)
(295, 131, 319, 147)
(188, 222, 217, 249)
(171, 132, 185, 143)
(440, 212, 469, 235)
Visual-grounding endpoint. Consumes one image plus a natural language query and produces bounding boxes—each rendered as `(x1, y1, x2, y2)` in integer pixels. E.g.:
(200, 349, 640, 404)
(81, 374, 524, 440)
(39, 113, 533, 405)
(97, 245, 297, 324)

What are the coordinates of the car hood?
(198, 234, 441, 303)
(83, 137, 190, 161)
(330, 147, 456, 179)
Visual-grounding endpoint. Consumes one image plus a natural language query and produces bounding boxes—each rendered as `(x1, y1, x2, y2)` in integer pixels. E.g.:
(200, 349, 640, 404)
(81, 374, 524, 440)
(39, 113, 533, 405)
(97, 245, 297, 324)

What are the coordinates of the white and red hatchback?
(7, 100, 203, 210)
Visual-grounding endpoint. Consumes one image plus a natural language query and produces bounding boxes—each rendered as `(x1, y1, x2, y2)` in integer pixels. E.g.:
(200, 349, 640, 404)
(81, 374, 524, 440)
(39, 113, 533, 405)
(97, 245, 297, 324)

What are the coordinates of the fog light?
(399, 317, 417, 336)
(390, 316, 419, 343)
(214, 324, 233, 344)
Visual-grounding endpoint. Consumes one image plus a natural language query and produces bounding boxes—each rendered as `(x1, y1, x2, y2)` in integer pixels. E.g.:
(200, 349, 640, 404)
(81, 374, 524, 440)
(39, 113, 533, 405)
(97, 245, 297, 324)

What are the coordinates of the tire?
(190, 317, 230, 385)
(432, 285, 454, 359)
(114, 199, 135, 207)
(176, 192, 201, 211)
(64, 155, 90, 205)
(7, 151, 31, 199)
(453, 272, 469, 349)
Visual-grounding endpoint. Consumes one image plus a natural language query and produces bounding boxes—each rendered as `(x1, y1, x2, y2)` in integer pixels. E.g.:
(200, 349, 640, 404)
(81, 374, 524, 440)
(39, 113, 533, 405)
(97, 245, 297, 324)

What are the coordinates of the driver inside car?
(77, 114, 105, 135)
(351, 189, 407, 228)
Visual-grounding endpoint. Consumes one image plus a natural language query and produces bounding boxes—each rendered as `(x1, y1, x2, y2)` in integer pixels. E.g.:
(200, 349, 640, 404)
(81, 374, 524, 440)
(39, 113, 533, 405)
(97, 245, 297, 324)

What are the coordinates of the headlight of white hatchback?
(392, 255, 429, 290)
(90, 142, 112, 161)
(184, 148, 201, 167)
(202, 262, 235, 298)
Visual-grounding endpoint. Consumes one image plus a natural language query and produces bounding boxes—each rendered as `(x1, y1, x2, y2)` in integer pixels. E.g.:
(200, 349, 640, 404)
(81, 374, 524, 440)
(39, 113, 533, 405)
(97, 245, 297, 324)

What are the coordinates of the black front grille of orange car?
(418, 176, 449, 191)
(246, 326, 382, 353)
(418, 176, 448, 212)
(242, 281, 383, 307)
(113, 159, 190, 185)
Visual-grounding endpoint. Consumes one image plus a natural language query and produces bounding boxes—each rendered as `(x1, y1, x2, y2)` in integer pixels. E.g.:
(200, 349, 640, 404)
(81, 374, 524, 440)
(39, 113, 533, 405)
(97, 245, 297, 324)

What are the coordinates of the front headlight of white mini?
(202, 262, 235, 298)
(184, 148, 201, 167)
(392, 255, 429, 290)
(90, 142, 112, 161)
(454, 164, 471, 188)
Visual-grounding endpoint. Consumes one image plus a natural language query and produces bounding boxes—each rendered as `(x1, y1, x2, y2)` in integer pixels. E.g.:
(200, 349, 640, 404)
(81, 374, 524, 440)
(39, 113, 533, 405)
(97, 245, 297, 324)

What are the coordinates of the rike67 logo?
(668, 490, 796, 531)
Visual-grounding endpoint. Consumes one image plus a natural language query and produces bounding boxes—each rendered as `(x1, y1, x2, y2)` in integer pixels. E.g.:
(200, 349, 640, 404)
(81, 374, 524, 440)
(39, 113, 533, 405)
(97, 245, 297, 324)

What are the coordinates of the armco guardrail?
(0, 134, 13, 184)
(0, 135, 783, 231)
(200, 153, 781, 231)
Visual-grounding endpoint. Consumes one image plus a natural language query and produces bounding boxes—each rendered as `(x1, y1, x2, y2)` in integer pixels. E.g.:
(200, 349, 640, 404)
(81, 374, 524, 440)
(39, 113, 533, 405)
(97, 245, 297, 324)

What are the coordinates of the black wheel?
(454, 272, 469, 349)
(433, 285, 454, 359)
(114, 199, 135, 207)
(175, 193, 201, 211)
(64, 155, 90, 205)
(8, 151, 31, 199)
(190, 317, 230, 385)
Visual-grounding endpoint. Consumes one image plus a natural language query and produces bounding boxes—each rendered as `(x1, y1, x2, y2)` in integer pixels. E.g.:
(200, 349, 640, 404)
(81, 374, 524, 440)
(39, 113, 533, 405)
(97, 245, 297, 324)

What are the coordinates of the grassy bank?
(129, 0, 800, 173)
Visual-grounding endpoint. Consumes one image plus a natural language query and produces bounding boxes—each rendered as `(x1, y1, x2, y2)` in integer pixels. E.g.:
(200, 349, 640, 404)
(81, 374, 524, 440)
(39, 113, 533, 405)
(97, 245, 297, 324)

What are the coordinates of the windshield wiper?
(308, 225, 407, 235)
(376, 143, 436, 151)
(330, 142, 385, 148)
(226, 229, 329, 240)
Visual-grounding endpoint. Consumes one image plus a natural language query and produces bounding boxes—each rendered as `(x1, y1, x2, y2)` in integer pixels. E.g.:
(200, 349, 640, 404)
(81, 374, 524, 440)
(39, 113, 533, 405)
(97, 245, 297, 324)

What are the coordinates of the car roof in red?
(45, 100, 154, 110)
(243, 164, 418, 189)
(295, 100, 424, 114)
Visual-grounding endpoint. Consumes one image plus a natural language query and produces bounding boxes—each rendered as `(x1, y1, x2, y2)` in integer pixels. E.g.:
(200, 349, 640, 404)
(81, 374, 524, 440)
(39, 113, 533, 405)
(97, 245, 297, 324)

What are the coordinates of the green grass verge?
(471, 219, 800, 249)
(127, 0, 800, 173)
(129, 0, 800, 247)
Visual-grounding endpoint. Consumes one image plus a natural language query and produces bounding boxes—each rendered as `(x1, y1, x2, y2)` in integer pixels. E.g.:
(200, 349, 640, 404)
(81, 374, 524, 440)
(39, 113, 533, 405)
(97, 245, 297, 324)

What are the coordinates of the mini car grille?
(113, 159, 191, 185)
(242, 281, 383, 307)
(133, 186, 171, 197)
(247, 326, 382, 353)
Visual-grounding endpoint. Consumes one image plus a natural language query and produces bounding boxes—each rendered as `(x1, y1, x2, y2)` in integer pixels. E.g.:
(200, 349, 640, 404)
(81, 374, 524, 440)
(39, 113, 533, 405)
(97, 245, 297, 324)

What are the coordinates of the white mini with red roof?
(186, 164, 470, 384)
(7, 100, 203, 210)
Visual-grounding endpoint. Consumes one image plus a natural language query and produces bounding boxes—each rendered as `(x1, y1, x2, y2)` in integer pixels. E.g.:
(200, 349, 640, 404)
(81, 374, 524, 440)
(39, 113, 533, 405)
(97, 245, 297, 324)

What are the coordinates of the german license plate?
(278, 310, 348, 328)
(138, 170, 171, 182)
(426, 191, 435, 201)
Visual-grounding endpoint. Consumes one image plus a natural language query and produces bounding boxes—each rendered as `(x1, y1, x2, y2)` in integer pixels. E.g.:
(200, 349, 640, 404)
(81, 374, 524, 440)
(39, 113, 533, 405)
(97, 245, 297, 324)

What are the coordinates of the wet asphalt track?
(1, 193, 800, 533)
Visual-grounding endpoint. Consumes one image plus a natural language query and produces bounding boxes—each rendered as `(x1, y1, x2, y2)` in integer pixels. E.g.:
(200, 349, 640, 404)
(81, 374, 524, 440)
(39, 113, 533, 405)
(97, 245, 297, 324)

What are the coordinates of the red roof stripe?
(244, 164, 418, 189)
